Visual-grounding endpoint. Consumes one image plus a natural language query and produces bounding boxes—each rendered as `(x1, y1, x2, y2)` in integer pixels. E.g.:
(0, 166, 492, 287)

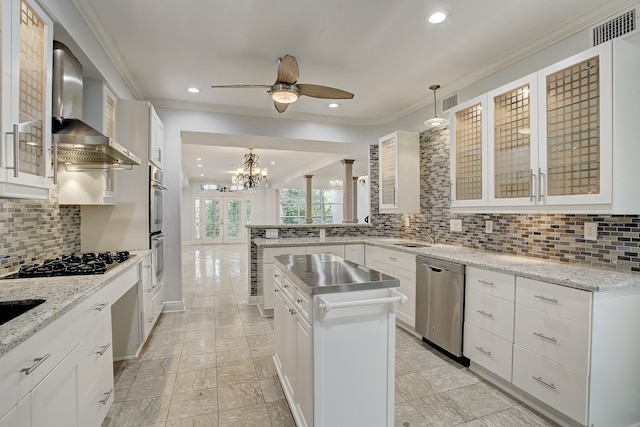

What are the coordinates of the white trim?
(162, 300, 186, 312)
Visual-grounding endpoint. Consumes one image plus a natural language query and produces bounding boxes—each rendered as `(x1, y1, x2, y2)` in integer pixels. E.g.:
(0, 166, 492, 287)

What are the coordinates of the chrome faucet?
(424, 227, 436, 245)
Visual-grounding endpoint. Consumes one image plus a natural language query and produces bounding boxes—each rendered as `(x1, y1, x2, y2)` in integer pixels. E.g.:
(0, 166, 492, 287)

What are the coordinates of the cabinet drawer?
(372, 247, 416, 272)
(306, 245, 345, 258)
(142, 305, 154, 340)
(513, 346, 588, 425)
(263, 246, 306, 263)
(464, 290, 514, 341)
(79, 359, 114, 427)
(466, 267, 515, 301)
(294, 289, 311, 324)
(514, 304, 590, 375)
(464, 322, 513, 382)
(516, 277, 591, 324)
(344, 244, 365, 265)
(281, 276, 297, 302)
(82, 288, 112, 333)
(78, 312, 113, 394)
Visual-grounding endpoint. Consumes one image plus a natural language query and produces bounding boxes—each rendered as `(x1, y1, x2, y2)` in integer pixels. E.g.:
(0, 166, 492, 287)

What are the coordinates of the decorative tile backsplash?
(0, 189, 80, 275)
(369, 128, 640, 272)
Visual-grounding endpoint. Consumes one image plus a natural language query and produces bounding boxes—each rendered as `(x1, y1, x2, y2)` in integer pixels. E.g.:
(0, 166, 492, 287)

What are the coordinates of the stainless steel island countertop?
(274, 253, 399, 295)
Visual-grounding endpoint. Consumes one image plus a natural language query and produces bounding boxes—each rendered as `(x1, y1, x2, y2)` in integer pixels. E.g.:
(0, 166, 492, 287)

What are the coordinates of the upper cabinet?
(116, 100, 164, 169)
(450, 95, 488, 209)
(451, 39, 640, 214)
(378, 130, 420, 214)
(149, 106, 163, 169)
(0, 0, 53, 199)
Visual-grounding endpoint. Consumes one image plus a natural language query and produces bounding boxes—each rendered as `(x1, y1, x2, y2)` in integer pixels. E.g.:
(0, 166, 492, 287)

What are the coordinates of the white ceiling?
(68, 0, 636, 185)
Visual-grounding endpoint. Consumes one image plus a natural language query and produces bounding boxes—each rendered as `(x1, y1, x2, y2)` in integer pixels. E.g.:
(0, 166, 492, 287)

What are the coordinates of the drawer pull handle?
(100, 389, 114, 405)
(534, 294, 558, 303)
(532, 376, 556, 390)
(475, 346, 492, 356)
(274, 288, 280, 293)
(97, 343, 111, 356)
(289, 309, 296, 316)
(284, 284, 290, 288)
(94, 302, 109, 311)
(296, 298, 303, 304)
(533, 332, 558, 343)
(478, 280, 494, 286)
(21, 353, 51, 375)
(476, 309, 493, 318)
(275, 274, 281, 278)
(145, 288, 153, 293)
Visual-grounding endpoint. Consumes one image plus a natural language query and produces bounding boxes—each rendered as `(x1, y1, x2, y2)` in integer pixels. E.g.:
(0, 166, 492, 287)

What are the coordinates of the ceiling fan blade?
(277, 55, 299, 84)
(274, 101, 289, 113)
(211, 84, 272, 89)
(297, 84, 354, 99)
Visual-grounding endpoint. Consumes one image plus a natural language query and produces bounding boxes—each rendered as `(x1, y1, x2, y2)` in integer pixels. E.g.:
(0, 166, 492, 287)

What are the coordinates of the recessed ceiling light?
(328, 103, 339, 108)
(200, 174, 204, 177)
(197, 164, 203, 167)
(188, 87, 200, 93)
(270, 161, 276, 165)
(196, 157, 202, 161)
(427, 11, 448, 24)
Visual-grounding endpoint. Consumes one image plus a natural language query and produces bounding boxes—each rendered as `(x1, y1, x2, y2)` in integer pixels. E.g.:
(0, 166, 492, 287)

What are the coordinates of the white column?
(352, 176, 359, 223)
(341, 159, 355, 223)
(304, 175, 313, 224)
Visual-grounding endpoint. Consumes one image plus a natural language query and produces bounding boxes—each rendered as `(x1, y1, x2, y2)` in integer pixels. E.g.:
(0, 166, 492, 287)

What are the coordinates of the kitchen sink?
(0, 299, 46, 325)
(394, 243, 431, 248)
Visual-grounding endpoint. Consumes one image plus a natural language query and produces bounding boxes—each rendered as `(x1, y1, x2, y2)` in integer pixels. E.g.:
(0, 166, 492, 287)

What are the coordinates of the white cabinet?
(450, 95, 488, 209)
(260, 246, 306, 313)
(305, 245, 344, 258)
(149, 106, 164, 168)
(378, 131, 420, 213)
(273, 261, 399, 427)
(364, 245, 416, 329)
(0, 0, 53, 199)
(344, 244, 364, 265)
(0, 395, 29, 427)
(452, 39, 640, 214)
(463, 267, 515, 382)
(139, 253, 155, 341)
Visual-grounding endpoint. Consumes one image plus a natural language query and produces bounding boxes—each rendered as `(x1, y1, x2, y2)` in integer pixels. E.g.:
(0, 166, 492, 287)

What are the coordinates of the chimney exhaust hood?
(52, 41, 140, 167)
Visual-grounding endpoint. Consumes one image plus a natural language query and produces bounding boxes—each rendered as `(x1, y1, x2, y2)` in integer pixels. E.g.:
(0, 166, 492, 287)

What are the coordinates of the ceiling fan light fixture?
(424, 84, 449, 129)
(271, 83, 299, 103)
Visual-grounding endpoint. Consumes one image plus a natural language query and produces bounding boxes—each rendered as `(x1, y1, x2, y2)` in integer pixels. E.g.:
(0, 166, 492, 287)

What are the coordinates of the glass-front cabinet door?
(450, 95, 488, 209)
(0, 0, 53, 199)
(487, 74, 538, 207)
(538, 43, 612, 207)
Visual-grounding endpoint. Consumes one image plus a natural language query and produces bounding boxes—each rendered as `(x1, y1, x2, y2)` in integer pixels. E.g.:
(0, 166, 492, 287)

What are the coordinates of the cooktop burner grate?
(1, 251, 132, 279)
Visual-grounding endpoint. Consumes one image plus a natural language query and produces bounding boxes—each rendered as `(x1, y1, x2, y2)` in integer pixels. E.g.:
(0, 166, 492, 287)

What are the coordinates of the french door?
(194, 196, 251, 244)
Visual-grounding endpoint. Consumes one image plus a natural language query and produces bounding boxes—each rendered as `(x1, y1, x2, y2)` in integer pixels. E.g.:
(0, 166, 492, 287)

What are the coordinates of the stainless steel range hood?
(52, 41, 140, 167)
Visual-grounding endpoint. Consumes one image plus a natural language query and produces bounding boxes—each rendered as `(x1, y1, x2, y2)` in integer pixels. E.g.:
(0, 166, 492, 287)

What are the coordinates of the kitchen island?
(273, 253, 404, 427)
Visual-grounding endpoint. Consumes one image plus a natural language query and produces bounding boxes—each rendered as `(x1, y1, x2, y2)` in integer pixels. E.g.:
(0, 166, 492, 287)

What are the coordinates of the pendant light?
(424, 84, 448, 128)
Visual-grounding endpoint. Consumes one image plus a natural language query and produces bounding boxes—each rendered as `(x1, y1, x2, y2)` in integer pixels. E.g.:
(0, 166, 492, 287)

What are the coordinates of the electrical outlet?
(404, 217, 410, 227)
(584, 223, 598, 241)
(319, 229, 326, 240)
(450, 219, 463, 232)
(485, 220, 493, 233)
(265, 229, 279, 239)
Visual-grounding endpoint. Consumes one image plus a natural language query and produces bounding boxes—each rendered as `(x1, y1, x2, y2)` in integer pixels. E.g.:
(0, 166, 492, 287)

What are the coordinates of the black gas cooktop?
(2, 251, 132, 279)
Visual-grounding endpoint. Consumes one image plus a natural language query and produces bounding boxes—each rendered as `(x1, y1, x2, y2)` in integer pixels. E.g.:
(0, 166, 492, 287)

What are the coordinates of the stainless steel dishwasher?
(415, 256, 465, 357)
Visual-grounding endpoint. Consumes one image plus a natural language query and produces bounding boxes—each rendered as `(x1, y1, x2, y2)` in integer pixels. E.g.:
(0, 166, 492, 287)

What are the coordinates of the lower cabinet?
(0, 395, 29, 427)
(464, 268, 640, 427)
(273, 263, 398, 427)
(364, 245, 416, 329)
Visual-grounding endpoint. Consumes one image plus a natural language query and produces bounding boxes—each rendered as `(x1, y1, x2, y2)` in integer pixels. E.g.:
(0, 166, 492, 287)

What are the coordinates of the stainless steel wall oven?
(149, 165, 166, 286)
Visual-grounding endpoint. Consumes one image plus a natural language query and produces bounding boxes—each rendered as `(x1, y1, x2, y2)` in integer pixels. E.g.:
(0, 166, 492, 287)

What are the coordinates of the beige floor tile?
(167, 388, 219, 420)
(259, 378, 285, 403)
(142, 342, 184, 360)
(410, 393, 477, 427)
(182, 339, 217, 356)
(446, 382, 517, 418)
(216, 348, 253, 367)
(127, 374, 177, 399)
(421, 363, 481, 391)
(265, 399, 295, 426)
(136, 357, 180, 378)
(215, 326, 246, 339)
(215, 335, 249, 351)
(216, 362, 258, 386)
(173, 368, 218, 393)
(218, 403, 271, 427)
(394, 401, 430, 427)
(178, 353, 218, 373)
(217, 380, 265, 411)
(479, 405, 559, 426)
(111, 395, 172, 426)
(165, 413, 219, 426)
(396, 371, 442, 401)
(184, 329, 217, 343)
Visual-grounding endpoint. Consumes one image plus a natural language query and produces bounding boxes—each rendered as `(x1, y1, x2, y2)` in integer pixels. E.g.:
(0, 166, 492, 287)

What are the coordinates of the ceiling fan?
(211, 55, 354, 113)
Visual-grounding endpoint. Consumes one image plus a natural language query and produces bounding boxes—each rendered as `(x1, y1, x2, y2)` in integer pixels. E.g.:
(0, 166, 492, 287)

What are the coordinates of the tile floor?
(102, 244, 558, 427)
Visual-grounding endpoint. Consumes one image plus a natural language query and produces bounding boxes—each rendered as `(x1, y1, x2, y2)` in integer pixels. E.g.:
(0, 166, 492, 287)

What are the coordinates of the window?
(279, 188, 343, 224)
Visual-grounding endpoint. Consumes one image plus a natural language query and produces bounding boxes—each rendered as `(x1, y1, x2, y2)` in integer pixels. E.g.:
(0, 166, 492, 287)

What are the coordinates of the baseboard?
(162, 299, 185, 312)
(247, 295, 260, 305)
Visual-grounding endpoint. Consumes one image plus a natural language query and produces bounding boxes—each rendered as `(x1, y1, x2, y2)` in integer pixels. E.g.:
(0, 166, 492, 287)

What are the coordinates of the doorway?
(193, 196, 251, 244)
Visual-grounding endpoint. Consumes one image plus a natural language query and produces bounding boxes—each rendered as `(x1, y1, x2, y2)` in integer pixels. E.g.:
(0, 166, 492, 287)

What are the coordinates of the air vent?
(590, 7, 638, 46)
(442, 93, 458, 112)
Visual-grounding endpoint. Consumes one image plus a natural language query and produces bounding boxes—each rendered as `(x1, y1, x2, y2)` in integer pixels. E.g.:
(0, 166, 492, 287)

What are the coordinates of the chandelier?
(231, 148, 268, 191)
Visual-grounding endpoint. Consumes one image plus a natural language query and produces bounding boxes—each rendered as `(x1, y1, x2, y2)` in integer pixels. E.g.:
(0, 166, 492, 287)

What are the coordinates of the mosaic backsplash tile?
(369, 128, 640, 272)
(0, 188, 81, 275)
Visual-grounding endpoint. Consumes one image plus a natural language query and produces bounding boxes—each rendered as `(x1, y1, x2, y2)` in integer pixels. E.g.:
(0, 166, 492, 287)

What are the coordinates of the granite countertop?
(274, 253, 399, 295)
(0, 250, 150, 358)
(254, 237, 640, 292)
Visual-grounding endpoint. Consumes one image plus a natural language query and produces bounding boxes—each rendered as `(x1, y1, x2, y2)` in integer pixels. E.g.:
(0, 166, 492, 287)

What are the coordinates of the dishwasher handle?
(429, 266, 443, 273)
